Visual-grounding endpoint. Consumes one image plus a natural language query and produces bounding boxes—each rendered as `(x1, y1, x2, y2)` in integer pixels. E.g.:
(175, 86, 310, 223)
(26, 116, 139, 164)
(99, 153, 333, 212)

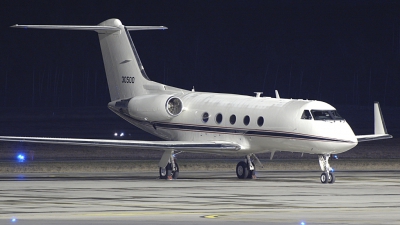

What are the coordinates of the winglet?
(356, 102, 392, 142)
(374, 102, 387, 135)
(275, 90, 280, 99)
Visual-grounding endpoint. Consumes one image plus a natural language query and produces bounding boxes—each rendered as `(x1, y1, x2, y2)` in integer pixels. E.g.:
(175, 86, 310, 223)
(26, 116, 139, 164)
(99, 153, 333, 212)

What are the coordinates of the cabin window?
(301, 110, 312, 120)
(202, 112, 209, 123)
(216, 113, 223, 124)
(257, 116, 264, 127)
(229, 114, 236, 125)
(243, 115, 250, 126)
(311, 110, 344, 121)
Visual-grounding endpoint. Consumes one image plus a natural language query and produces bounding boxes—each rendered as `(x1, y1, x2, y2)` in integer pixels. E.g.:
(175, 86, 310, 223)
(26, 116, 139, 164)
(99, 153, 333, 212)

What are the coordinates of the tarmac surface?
(0, 171, 399, 225)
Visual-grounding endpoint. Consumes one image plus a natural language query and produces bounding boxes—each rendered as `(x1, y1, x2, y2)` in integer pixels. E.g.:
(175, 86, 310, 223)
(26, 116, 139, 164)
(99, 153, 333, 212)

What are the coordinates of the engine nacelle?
(127, 94, 183, 121)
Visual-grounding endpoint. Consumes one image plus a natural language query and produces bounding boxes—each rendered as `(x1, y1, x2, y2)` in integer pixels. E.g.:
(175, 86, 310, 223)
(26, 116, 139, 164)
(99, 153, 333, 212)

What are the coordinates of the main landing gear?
(236, 154, 262, 179)
(319, 154, 335, 184)
(159, 151, 179, 180)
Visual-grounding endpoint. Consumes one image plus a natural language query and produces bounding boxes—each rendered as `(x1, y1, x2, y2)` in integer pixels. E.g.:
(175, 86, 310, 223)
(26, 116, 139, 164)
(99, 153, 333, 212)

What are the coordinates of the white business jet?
(1, 19, 392, 183)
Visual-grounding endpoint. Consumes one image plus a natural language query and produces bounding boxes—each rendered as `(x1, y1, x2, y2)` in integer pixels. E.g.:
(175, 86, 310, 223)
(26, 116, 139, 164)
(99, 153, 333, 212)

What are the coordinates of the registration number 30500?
(122, 76, 135, 83)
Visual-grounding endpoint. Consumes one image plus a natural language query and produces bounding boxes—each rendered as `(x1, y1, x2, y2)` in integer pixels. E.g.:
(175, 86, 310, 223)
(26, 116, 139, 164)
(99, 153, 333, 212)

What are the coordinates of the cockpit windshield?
(311, 110, 344, 121)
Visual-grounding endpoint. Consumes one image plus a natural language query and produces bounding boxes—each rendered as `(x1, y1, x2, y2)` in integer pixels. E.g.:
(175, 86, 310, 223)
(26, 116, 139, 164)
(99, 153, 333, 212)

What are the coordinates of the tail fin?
(12, 18, 167, 101)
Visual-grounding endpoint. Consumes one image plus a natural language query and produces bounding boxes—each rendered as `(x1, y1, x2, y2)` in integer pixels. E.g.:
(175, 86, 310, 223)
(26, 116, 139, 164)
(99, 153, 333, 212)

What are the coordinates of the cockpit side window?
(311, 110, 344, 121)
(330, 110, 343, 120)
(301, 110, 312, 120)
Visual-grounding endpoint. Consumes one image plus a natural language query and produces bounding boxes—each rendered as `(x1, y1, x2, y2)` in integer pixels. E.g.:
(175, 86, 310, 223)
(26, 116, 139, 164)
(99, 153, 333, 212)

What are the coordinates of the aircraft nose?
(343, 122, 357, 143)
(332, 122, 358, 153)
(313, 120, 358, 153)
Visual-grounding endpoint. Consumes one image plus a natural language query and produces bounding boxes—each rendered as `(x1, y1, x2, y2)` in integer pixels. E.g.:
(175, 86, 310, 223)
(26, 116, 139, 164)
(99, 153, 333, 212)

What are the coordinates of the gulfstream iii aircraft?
(2, 19, 392, 183)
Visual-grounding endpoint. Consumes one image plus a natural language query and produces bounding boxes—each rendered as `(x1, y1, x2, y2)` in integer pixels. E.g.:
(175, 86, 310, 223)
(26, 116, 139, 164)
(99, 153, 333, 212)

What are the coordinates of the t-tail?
(12, 18, 167, 101)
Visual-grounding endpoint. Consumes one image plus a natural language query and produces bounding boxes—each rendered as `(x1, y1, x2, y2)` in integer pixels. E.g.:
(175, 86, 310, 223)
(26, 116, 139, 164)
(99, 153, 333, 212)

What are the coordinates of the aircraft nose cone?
(313, 120, 358, 154)
(331, 122, 358, 153)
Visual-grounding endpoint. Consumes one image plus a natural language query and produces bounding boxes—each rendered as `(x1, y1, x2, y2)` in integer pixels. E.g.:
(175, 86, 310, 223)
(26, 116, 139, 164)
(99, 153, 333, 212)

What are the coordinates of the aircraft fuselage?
(110, 91, 358, 156)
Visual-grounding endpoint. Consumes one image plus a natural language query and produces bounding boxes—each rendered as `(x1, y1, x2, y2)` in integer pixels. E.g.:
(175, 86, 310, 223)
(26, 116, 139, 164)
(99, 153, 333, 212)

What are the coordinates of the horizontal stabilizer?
(125, 26, 167, 31)
(11, 24, 120, 32)
(356, 102, 393, 142)
(0, 136, 240, 153)
(11, 24, 167, 32)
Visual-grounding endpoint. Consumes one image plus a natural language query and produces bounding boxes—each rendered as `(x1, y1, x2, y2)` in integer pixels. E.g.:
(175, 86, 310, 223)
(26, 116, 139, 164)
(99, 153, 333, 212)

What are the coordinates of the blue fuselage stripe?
(153, 122, 353, 143)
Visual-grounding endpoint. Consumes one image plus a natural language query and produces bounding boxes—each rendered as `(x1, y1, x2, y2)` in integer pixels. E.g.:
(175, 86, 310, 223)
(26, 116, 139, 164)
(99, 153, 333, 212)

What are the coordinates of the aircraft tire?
(320, 172, 328, 184)
(236, 161, 248, 179)
(160, 161, 179, 179)
(172, 162, 180, 179)
(328, 172, 335, 184)
(159, 166, 168, 179)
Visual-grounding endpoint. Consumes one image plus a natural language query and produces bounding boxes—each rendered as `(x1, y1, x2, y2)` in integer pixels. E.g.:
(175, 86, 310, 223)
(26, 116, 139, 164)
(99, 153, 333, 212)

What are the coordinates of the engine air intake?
(166, 97, 183, 116)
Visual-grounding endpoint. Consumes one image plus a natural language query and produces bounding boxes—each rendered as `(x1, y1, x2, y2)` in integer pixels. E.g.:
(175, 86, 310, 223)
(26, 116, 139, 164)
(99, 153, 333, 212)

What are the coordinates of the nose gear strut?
(319, 154, 335, 184)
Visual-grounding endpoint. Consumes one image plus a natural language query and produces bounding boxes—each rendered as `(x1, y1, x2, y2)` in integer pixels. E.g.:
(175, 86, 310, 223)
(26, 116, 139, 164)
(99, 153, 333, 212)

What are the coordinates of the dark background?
(0, 1, 399, 158)
(1, 0, 400, 108)
(0, 0, 400, 158)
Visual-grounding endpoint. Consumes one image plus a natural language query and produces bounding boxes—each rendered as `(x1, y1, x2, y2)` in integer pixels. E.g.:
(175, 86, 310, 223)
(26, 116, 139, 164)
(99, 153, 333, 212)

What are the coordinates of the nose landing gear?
(319, 154, 335, 184)
(320, 171, 335, 184)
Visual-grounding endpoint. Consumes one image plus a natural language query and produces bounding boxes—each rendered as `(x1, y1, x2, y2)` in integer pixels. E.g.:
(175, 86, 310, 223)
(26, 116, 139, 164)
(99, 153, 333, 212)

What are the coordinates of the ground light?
(17, 154, 25, 162)
(114, 132, 125, 137)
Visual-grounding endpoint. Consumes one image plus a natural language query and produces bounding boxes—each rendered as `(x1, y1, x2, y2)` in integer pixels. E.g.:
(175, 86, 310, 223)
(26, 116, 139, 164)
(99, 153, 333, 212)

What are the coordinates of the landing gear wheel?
(159, 161, 179, 180)
(320, 172, 328, 184)
(328, 172, 335, 184)
(159, 167, 167, 179)
(172, 163, 180, 179)
(319, 154, 336, 184)
(236, 161, 249, 179)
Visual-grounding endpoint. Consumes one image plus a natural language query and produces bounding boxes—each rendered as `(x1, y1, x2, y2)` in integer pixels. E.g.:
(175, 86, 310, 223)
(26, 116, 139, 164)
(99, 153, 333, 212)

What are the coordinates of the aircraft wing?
(356, 102, 393, 142)
(356, 134, 392, 142)
(0, 136, 241, 153)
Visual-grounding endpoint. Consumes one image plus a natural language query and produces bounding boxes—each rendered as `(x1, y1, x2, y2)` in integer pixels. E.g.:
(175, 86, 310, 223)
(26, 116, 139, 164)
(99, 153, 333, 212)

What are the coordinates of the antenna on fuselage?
(275, 90, 280, 99)
(254, 92, 263, 98)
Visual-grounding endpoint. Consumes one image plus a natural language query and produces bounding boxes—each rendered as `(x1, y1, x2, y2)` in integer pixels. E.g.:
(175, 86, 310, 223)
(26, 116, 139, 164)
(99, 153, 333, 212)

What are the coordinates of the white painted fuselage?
(113, 90, 358, 156)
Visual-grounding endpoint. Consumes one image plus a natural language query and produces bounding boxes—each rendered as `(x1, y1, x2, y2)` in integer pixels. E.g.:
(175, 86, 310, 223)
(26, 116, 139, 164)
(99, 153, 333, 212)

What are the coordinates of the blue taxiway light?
(301, 222, 306, 225)
(12, 218, 16, 222)
(17, 154, 25, 162)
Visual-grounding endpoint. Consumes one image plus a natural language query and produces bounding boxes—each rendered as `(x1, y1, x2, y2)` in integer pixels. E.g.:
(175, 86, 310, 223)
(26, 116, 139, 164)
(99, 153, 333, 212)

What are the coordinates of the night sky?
(1, 1, 400, 108)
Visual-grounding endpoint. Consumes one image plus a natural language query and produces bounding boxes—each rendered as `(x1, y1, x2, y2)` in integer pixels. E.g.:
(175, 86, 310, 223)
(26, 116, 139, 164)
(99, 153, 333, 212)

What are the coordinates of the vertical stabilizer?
(97, 19, 162, 100)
